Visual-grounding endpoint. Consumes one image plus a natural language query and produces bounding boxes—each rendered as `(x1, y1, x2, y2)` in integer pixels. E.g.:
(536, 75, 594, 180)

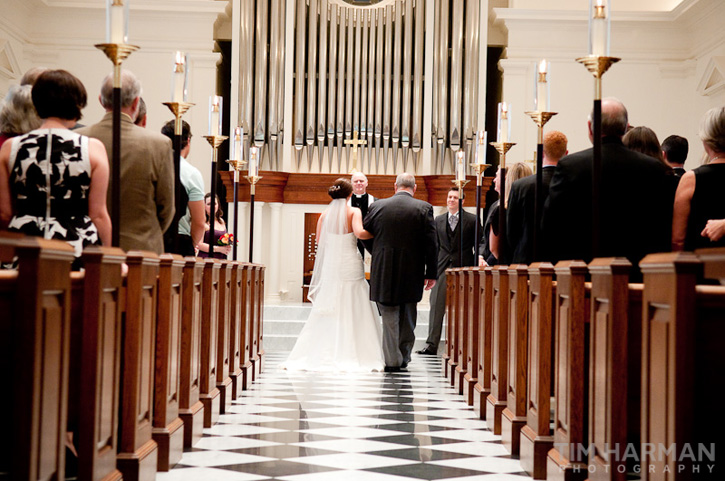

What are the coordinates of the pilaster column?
(268, 202, 283, 301)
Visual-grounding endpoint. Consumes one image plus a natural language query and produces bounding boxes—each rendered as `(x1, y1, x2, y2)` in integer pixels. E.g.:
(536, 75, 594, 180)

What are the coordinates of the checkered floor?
(159, 352, 531, 481)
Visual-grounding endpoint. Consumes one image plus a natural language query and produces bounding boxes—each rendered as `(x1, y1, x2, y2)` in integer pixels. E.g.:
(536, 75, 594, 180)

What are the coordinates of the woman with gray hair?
(672, 106, 725, 250)
(0, 84, 42, 148)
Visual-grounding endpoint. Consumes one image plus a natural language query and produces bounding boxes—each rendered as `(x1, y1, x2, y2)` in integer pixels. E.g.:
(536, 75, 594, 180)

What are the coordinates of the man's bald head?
(351, 171, 369, 195)
(589, 97, 629, 139)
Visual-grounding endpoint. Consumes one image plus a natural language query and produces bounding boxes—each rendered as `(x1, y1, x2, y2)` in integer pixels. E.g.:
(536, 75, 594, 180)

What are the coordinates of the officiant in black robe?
(349, 171, 376, 259)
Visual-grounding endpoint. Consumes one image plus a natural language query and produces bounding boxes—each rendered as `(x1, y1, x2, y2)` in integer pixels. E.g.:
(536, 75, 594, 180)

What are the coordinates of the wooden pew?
(446, 268, 461, 385)
(547, 260, 589, 481)
(178, 256, 205, 448)
(640, 251, 723, 479)
(463, 267, 482, 406)
(454, 267, 470, 394)
(521, 262, 555, 479)
(71, 247, 125, 481)
(502, 264, 530, 456)
(216, 261, 233, 414)
(153, 254, 185, 471)
(486, 265, 510, 434)
(240, 263, 254, 390)
(473, 267, 493, 419)
(1, 238, 75, 480)
(118, 251, 160, 481)
(256, 265, 266, 377)
(200, 258, 221, 428)
(442, 269, 455, 377)
(587, 258, 642, 481)
(228, 261, 246, 399)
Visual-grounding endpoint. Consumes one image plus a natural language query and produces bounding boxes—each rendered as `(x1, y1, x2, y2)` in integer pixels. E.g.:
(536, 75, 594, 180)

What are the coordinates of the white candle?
(476, 130, 487, 165)
(106, 0, 128, 44)
(209, 95, 222, 137)
(172, 52, 187, 103)
(456, 150, 465, 182)
(497, 102, 510, 144)
(249, 147, 259, 178)
(589, 0, 609, 57)
(536, 60, 549, 112)
(231, 127, 243, 161)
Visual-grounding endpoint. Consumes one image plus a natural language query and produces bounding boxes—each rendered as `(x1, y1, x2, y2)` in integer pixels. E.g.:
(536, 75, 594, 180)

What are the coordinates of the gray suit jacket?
(78, 112, 175, 254)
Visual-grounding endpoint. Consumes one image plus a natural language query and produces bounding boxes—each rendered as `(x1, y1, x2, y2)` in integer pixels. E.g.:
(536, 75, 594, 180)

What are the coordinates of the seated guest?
(78, 70, 174, 254)
(672, 107, 725, 251)
(0, 69, 112, 268)
(160, 119, 205, 256)
(507, 130, 568, 264)
(197, 193, 230, 259)
(541, 98, 672, 271)
(0, 85, 42, 148)
(480, 162, 532, 266)
(662, 134, 689, 177)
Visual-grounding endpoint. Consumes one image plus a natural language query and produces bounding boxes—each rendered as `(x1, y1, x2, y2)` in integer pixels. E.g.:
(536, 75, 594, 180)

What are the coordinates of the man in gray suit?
(78, 70, 174, 254)
(363, 173, 438, 372)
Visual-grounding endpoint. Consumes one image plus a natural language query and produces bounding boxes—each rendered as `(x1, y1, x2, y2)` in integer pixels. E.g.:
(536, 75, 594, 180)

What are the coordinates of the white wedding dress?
(282, 199, 385, 372)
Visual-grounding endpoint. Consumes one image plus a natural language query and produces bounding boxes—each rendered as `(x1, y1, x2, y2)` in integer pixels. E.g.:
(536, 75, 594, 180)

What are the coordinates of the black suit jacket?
(506, 166, 556, 265)
(434, 210, 482, 278)
(363, 192, 438, 305)
(541, 136, 674, 269)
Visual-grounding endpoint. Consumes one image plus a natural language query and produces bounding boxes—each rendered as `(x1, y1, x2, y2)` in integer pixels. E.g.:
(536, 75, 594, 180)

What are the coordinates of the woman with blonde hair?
(480, 162, 533, 265)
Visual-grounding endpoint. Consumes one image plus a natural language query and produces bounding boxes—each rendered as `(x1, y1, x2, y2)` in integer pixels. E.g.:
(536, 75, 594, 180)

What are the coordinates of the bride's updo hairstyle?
(328, 178, 353, 199)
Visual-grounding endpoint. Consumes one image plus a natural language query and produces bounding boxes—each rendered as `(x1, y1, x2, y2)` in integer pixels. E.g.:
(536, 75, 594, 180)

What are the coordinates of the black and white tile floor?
(159, 353, 531, 481)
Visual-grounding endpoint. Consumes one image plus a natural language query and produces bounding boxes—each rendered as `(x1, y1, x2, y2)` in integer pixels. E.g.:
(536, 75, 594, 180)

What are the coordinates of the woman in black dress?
(197, 193, 230, 259)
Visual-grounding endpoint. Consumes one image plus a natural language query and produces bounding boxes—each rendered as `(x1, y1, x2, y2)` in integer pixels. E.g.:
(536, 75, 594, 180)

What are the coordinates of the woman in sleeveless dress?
(0, 69, 111, 269)
(197, 193, 231, 259)
(283, 178, 385, 372)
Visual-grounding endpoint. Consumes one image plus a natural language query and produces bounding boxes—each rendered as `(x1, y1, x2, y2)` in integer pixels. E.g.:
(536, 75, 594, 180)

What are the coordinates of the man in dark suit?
(417, 186, 482, 356)
(662, 134, 688, 178)
(541, 98, 673, 274)
(363, 173, 438, 371)
(348, 171, 376, 259)
(507, 130, 568, 265)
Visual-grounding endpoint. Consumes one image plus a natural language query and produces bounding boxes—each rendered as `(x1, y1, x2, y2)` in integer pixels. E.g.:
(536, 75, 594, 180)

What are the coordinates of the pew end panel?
(179, 257, 205, 448)
(200, 259, 222, 428)
(153, 254, 185, 471)
(486, 266, 510, 435)
(521, 262, 555, 479)
(75, 246, 126, 481)
(228, 262, 246, 400)
(587, 258, 631, 481)
(2, 238, 75, 481)
(454, 268, 470, 395)
(241, 263, 253, 391)
(474, 267, 494, 420)
(502, 264, 530, 457)
(216, 261, 233, 414)
(463, 268, 482, 406)
(257, 266, 265, 376)
(118, 251, 160, 481)
(547, 260, 589, 481)
(443, 269, 455, 377)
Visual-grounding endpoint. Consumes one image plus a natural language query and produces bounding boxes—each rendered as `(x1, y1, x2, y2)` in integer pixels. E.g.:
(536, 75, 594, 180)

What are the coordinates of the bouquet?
(217, 233, 236, 246)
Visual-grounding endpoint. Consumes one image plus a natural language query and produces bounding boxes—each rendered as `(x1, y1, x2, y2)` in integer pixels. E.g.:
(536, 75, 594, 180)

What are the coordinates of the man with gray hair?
(78, 70, 174, 254)
(541, 97, 672, 274)
(363, 173, 438, 372)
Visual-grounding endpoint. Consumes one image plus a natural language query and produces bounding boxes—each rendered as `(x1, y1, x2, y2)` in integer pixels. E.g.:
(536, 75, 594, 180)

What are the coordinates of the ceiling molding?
(39, 0, 227, 14)
(0, 39, 22, 81)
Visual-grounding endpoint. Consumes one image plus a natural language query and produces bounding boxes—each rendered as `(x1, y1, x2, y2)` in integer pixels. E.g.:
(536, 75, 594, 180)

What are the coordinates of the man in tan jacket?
(79, 70, 174, 254)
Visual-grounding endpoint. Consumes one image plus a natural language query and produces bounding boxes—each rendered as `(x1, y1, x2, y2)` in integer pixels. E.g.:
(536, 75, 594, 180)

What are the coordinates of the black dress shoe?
(384, 366, 401, 373)
(401, 361, 408, 369)
(416, 347, 437, 355)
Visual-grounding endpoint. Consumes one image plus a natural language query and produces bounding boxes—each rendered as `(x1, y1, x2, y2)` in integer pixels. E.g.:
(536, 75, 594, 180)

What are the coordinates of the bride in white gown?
(283, 178, 385, 372)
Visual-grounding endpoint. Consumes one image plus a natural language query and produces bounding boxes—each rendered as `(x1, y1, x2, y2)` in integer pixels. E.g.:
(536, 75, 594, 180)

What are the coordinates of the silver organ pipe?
(336, 8, 347, 172)
(367, 9, 376, 173)
(327, 4, 338, 172)
(306, 0, 318, 169)
(254, 0, 269, 161)
(294, 0, 306, 168)
(344, 9, 354, 170)
(317, 0, 328, 171)
(382, 4, 392, 173)
(437, 0, 450, 174)
(449, 0, 463, 160)
(359, 10, 369, 170)
(239, 0, 254, 158)
(412, 0, 425, 172)
(374, 7, 384, 172)
(391, 1, 403, 171)
(268, 0, 281, 169)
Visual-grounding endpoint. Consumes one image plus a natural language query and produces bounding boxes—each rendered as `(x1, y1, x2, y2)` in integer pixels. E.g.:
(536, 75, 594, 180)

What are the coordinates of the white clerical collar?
(354, 193, 365, 198)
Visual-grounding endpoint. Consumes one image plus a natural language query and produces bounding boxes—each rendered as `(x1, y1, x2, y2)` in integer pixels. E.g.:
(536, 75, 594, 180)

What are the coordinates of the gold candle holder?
(245, 175, 263, 196)
(95, 43, 140, 66)
(203, 135, 228, 150)
(163, 101, 195, 135)
(490, 142, 516, 169)
(469, 163, 491, 187)
(575, 55, 621, 99)
(451, 178, 470, 189)
(524, 111, 559, 144)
